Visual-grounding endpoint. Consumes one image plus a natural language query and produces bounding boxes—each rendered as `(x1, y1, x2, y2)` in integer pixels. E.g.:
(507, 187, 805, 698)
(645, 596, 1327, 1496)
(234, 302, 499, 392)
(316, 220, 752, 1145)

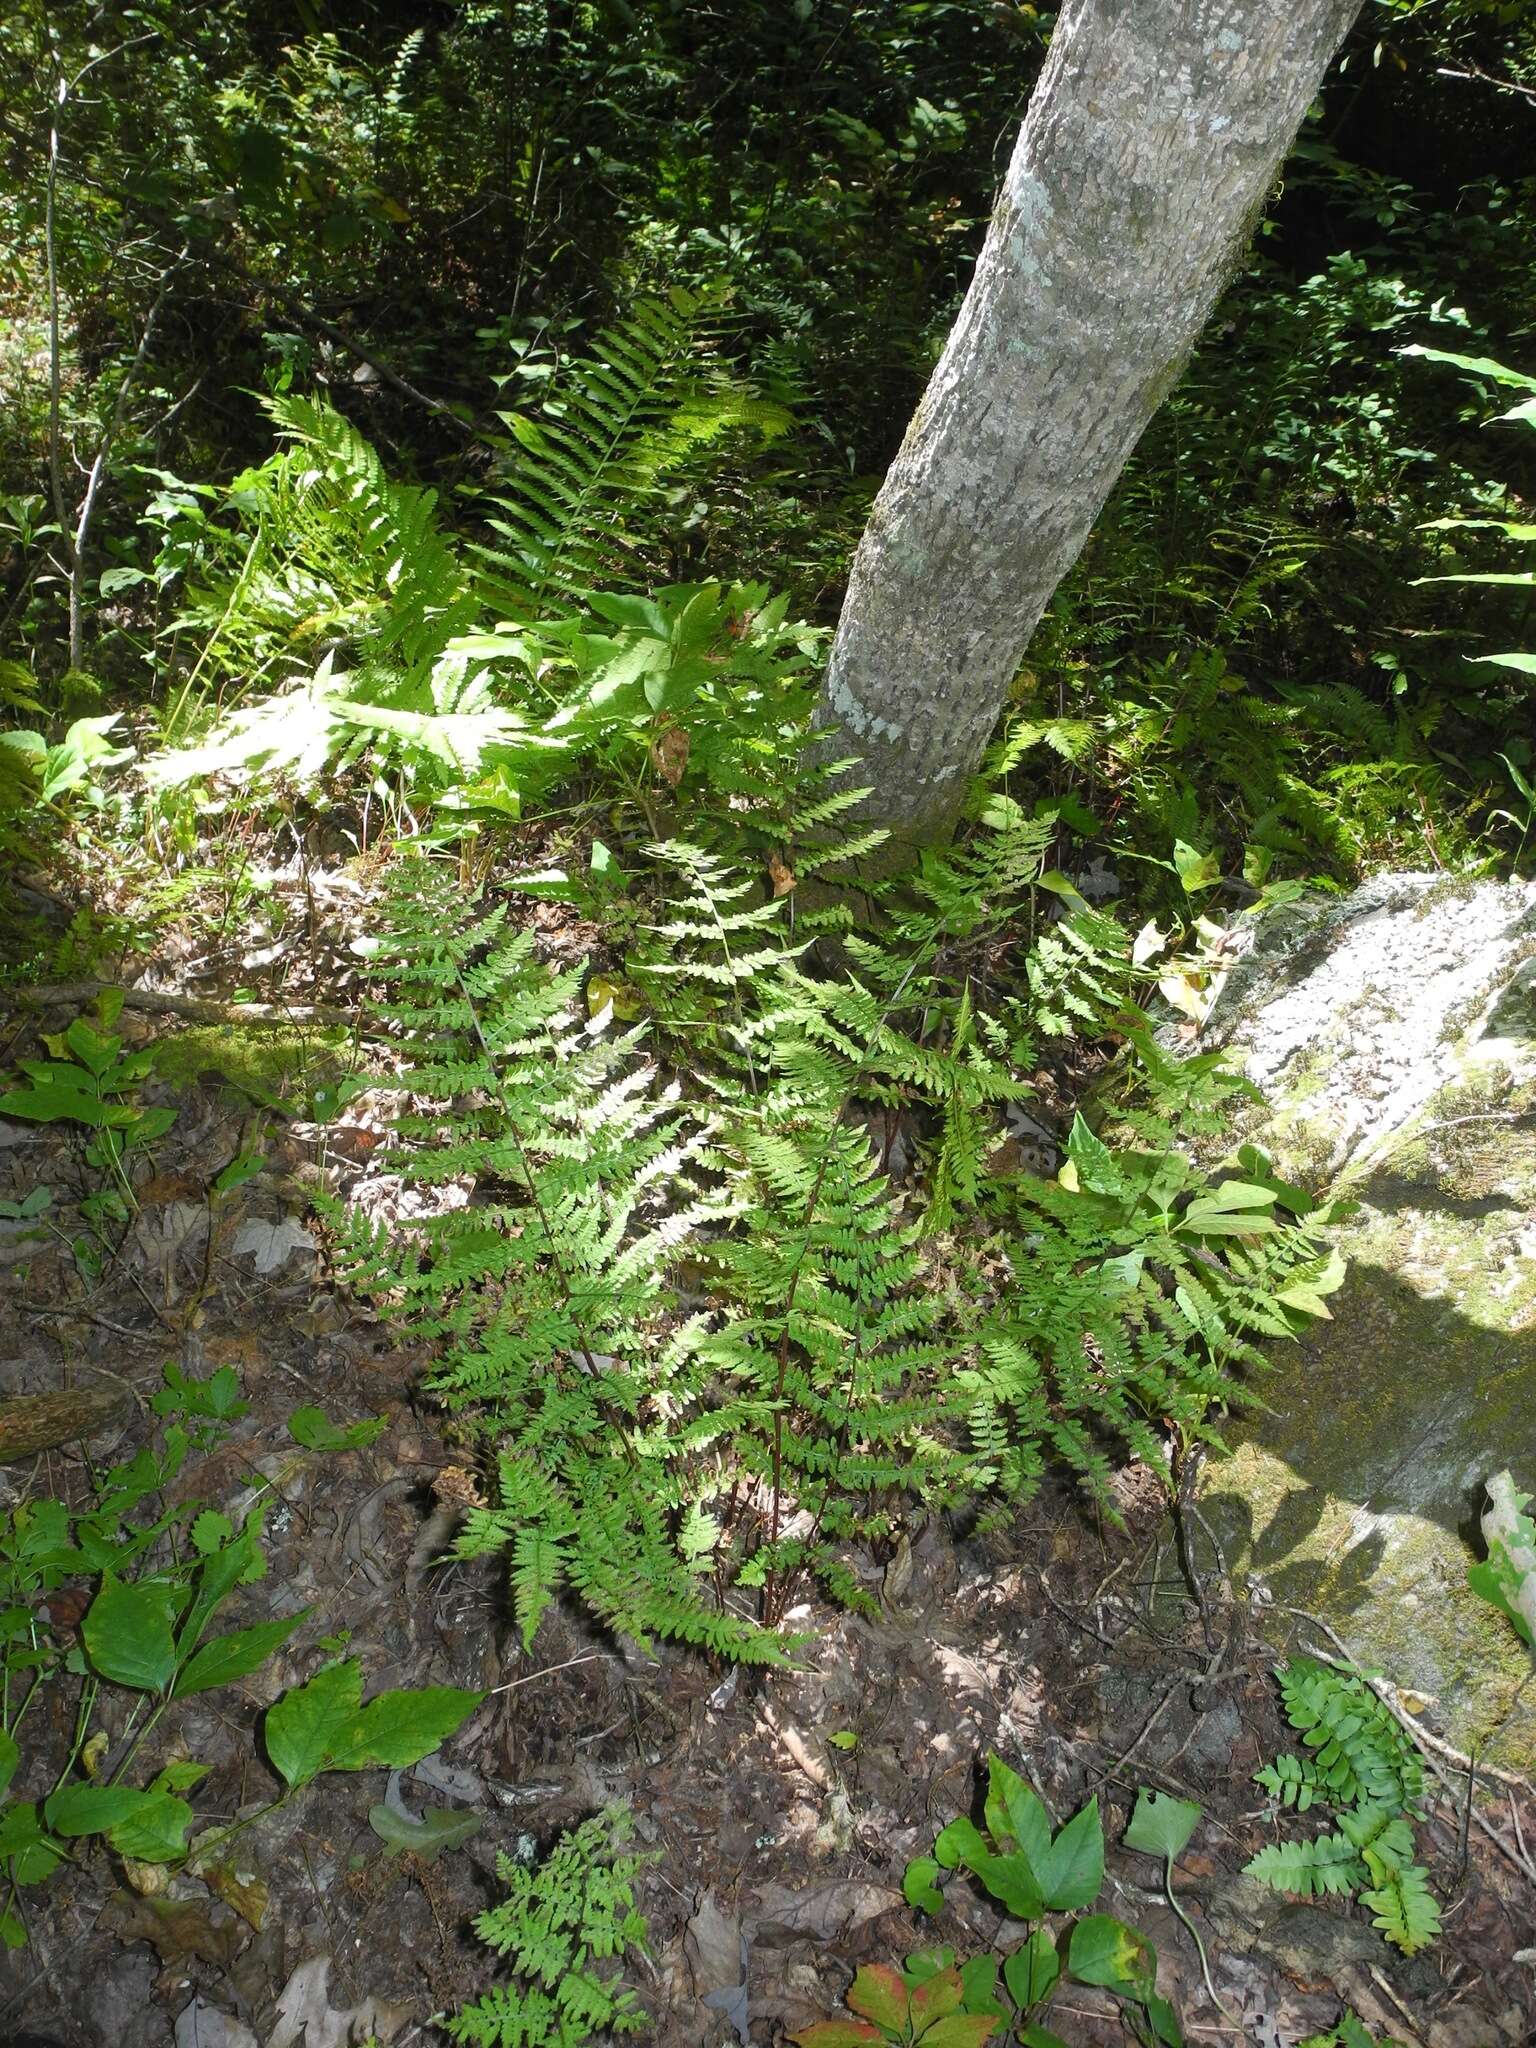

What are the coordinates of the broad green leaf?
(153, 1761, 211, 1794)
(0, 1729, 17, 1799)
(984, 1756, 1051, 1868)
(1020, 2029, 1071, 2048)
(846, 1963, 910, 2032)
(789, 2026, 881, 2047)
(265, 1660, 483, 1788)
(349, 1684, 485, 1769)
(957, 1955, 1002, 2015)
(265, 1658, 363, 1790)
(1037, 1796, 1103, 1911)
(969, 1848, 1045, 1921)
(107, 1789, 195, 1863)
(1400, 344, 1536, 392)
(367, 1799, 482, 1861)
(1172, 840, 1221, 893)
(83, 1574, 177, 1691)
(176, 1506, 269, 1653)
(1067, 1914, 1156, 1993)
(173, 1609, 310, 1698)
(933, 1815, 987, 1870)
(1140, 1991, 1186, 2046)
(0, 1910, 23, 1947)
(903, 1854, 944, 1915)
(1002, 1929, 1060, 2012)
(1125, 1788, 1203, 1864)
(0, 1801, 62, 1885)
(918, 2019, 997, 2048)
(287, 1405, 388, 1453)
(1475, 652, 1536, 677)
(44, 1782, 147, 1838)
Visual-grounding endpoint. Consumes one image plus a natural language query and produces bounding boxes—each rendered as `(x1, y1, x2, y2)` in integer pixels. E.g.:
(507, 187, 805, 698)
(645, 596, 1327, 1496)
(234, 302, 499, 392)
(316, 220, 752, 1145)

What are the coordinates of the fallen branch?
(7, 982, 358, 1028)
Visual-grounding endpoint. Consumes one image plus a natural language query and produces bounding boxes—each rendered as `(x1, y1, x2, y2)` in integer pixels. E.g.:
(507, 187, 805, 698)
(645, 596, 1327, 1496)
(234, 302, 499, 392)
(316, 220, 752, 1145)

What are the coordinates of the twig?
(1435, 63, 1536, 106)
(6, 982, 356, 1028)
(487, 1651, 613, 1696)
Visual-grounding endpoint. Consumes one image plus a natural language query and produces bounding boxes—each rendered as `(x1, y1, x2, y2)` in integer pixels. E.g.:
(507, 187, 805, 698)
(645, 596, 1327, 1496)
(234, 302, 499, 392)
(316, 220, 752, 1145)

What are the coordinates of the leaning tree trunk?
(816, 0, 1363, 847)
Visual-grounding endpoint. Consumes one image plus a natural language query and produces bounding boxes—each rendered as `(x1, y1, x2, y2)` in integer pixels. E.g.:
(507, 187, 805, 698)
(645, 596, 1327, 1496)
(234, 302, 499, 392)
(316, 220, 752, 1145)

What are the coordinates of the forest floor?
(0, 848, 1533, 2048)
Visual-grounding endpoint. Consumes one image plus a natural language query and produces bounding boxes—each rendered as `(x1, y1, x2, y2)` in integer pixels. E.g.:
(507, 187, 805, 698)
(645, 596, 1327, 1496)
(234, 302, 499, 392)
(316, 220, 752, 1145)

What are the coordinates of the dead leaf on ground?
(174, 2001, 257, 2048)
(267, 1954, 410, 2048)
(202, 1860, 269, 1931)
(687, 1892, 751, 2046)
(232, 1215, 316, 1274)
(100, 1890, 244, 1970)
(747, 1879, 903, 1948)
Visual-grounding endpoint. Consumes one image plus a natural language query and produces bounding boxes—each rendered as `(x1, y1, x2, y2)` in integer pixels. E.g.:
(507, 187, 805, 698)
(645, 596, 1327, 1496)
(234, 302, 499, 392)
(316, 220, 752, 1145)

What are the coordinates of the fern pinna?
(1247, 1658, 1440, 1957)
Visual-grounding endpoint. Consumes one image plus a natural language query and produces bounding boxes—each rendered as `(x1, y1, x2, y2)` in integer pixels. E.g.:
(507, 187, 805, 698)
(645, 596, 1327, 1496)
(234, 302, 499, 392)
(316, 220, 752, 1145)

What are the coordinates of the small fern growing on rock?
(1247, 1658, 1440, 1956)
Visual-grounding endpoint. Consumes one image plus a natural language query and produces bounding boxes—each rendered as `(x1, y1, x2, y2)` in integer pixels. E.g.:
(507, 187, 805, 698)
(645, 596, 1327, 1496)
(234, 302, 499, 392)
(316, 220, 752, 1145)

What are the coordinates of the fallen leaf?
(688, 1893, 751, 2048)
(202, 1861, 268, 1931)
(231, 1216, 316, 1275)
(267, 1955, 410, 2048)
(132, 1201, 209, 1268)
(100, 1890, 243, 1970)
(768, 853, 796, 898)
(748, 1880, 904, 1948)
(174, 2001, 257, 2048)
(651, 721, 690, 788)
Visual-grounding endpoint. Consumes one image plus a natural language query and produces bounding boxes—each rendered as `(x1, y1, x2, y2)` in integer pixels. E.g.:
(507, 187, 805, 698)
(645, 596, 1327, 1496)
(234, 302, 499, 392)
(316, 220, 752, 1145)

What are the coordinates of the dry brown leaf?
(202, 1860, 269, 1931)
(748, 1878, 903, 1948)
(100, 1890, 244, 1969)
(767, 852, 796, 898)
(651, 721, 690, 788)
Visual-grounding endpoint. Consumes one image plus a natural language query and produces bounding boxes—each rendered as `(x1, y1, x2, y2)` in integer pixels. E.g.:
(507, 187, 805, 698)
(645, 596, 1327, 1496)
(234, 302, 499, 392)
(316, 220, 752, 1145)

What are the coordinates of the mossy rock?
(1198, 873, 1536, 1768)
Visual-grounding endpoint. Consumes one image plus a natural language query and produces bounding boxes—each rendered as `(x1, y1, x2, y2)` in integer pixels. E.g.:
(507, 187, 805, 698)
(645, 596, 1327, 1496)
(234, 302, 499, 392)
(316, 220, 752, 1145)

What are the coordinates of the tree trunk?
(816, 0, 1363, 848)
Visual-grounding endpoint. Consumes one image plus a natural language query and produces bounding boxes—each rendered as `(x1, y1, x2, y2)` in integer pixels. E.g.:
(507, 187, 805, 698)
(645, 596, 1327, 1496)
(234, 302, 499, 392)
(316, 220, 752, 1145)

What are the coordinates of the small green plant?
(445, 1806, 651, 2048)
(1468, 1470, 1536, 1660)
(795, 1758, 1186, 2048)
(0, 1363, 482, 1948)
(1246, 1658, 1440, 1956)
(1298, 2018, 1402, 2048)
(0, 991, 175, 1214)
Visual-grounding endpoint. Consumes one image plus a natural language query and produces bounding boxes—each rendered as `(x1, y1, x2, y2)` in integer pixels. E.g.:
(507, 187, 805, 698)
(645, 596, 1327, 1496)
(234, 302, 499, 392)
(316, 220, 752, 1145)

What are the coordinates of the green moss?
(149, 1022, 350, 1111)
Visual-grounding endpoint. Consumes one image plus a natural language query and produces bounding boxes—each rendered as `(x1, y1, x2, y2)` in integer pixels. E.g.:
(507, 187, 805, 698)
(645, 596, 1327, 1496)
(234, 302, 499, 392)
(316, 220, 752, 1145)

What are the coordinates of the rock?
(1194, 872, 1536, 1767)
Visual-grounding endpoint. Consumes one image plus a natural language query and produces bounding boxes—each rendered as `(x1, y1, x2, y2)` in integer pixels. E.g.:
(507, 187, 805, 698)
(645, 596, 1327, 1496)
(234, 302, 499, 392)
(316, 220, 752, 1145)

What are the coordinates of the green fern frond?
(1244, 1832, 1365, 1897)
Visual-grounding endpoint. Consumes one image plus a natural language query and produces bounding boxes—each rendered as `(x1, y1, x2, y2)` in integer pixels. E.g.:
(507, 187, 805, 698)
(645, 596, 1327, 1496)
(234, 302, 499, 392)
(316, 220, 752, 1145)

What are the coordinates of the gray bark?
(816, 0, 1363, 847)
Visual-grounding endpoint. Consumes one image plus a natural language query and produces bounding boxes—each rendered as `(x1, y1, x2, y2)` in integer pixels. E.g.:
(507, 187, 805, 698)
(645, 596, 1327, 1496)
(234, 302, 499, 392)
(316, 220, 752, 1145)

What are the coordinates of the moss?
(149, 1022, 351, 1111)
(1205, 1190, 1536, 1770)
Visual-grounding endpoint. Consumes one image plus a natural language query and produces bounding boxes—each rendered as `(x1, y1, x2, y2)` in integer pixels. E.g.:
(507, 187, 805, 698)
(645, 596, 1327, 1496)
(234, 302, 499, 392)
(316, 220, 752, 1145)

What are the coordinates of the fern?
(328, 854, 782, 1664)
(1247, 1659, 1437, 1957)
(1274, 1657, 1422, 1813)
(476, 290, 789, 619)
(1244, 1832, 1365, 1898)
(447, 1807, 651, 2048)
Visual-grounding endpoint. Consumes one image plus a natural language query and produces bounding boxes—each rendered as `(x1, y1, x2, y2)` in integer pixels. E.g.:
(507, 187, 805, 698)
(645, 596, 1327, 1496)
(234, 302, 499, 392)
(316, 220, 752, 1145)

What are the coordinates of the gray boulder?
(1196, 872, 1536, 1766)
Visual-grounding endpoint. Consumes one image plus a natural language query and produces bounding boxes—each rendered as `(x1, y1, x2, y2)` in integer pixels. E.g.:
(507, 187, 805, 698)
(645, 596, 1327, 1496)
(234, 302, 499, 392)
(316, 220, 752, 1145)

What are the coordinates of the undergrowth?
(328, 778, 1348, 1663)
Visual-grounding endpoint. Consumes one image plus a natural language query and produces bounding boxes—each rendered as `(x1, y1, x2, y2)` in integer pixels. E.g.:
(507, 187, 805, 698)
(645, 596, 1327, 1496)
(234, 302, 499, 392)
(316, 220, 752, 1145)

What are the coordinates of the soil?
(0, 856, 1533, 2048)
